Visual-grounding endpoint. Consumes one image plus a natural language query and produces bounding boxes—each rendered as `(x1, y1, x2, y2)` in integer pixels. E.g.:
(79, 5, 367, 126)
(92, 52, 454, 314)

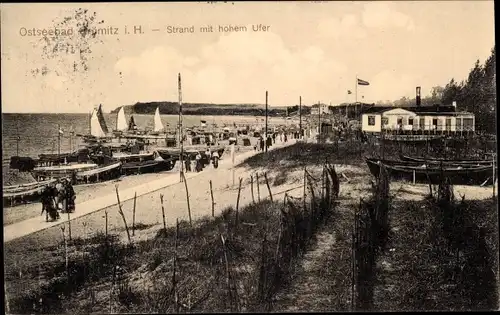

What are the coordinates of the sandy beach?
(2, 137, 265, 226)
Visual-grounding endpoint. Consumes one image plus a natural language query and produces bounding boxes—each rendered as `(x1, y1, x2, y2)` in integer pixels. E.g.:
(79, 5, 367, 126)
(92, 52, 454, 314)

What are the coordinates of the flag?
(357, 78, 370, 86)
(347, 90, 352, 94)
(58, 128, 64, 135)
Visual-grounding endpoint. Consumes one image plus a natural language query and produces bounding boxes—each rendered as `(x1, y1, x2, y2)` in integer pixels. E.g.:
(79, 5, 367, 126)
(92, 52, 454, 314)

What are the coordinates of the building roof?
(361, 104, 471, 116)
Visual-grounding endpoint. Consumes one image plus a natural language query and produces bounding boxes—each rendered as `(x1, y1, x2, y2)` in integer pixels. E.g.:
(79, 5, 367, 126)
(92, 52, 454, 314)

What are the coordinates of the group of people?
(41, 178, 76, 222)
(184, 148, 220, 173)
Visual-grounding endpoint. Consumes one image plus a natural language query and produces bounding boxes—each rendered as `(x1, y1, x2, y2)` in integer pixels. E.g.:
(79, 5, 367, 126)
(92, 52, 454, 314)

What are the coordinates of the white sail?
(116, 107, 128, 131)
(153, 107, 164, 132)
(90, 108, 106, 137)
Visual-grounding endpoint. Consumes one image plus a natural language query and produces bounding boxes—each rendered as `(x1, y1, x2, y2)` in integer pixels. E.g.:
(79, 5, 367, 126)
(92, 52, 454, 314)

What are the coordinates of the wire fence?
(352, 163, 391, 311)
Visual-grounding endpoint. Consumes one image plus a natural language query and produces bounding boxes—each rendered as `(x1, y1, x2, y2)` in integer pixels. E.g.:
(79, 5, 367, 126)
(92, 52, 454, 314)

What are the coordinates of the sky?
(1, 1, 495, 113)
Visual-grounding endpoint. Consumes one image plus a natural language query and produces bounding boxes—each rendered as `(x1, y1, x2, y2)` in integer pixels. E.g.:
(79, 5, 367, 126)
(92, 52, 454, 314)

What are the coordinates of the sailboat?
(115, 106, 128, 132)
(91, 104, 109, 138)
(128, 115, 138, 132)
(153, 107, 165, 133)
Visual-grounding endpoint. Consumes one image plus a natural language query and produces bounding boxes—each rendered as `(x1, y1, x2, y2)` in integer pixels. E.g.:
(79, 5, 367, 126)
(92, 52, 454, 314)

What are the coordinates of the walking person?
(41, 183, 59, 222)
(211, 149, 219, 169)
(184, 155, 191, 172)
(64, 178, 76, 213)
(195, 152, 202, 172)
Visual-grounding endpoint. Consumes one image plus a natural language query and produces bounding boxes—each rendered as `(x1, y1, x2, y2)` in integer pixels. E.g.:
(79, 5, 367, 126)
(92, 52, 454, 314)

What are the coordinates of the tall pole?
(178, 73, 184, 182)
(299, 96, 302, 139)
(355, 75, 358, 119)
(16, 121, 20, 156)
(265, 91, 268, 153)
(318, 101, 321, 144)
(57, 124, 61, 157)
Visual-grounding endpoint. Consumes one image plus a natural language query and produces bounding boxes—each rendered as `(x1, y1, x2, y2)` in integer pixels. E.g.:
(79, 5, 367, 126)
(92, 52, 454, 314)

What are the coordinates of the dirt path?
(3, 141, 294, 243)
(271, 165, 370, 312)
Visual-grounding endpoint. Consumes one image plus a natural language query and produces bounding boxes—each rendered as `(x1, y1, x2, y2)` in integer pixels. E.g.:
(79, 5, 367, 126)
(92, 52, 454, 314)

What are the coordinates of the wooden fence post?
(61, 225, 69, 294)
(264, 172, 273, 202)
(221, 234, 233, 311)
(173, 219, 179, 313)
(132, 192, 137, 236)
(115, 185, 132, 245)
(160, 194, 167, 232)
(210, 180, 215, 217)
(251, 175, 255, 204)
(105, 209, 108, 238)
(67, 211, 72, 241)
(236, 177, 243, 227)
(256, 173, 261, 202)
(181, 172, 193, 227)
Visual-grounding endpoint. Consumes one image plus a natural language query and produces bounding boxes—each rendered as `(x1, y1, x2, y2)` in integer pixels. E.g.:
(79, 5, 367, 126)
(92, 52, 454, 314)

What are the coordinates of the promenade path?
(4, 140, 296, 243)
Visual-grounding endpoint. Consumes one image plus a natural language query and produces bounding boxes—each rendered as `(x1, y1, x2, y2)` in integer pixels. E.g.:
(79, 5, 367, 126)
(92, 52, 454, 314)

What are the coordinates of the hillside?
(110, 101, 310, 117)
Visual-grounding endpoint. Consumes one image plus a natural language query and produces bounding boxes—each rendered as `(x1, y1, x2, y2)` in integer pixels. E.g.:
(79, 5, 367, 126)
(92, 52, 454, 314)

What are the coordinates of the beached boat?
(3, 179, 57, 207)
(368, 158, 487, 169)
(37, 148, 91, 166)
(399, 154, 494, 166)
(112, 151, 155, 163)
(75, 161, 122, 184)
(379, 134, 444, 144)
(31, 163, 98, 181)
(366, 158, 494, 186)
(156, 145, 225, 161)
(121, 159, 174, 176)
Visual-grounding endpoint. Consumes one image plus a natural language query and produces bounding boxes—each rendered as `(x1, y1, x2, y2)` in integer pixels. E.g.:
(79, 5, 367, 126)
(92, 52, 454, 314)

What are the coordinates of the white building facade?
(362, 108, 475, 133)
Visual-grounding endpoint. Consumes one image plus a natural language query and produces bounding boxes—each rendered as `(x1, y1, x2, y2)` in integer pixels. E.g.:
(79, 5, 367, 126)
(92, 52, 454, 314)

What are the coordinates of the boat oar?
(480, 177, 491, 187)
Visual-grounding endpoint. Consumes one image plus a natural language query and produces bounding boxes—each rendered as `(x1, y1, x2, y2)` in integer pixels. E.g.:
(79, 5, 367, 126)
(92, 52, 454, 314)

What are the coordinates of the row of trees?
(441, 46, 496, 132)
(375, 46, 495, 133)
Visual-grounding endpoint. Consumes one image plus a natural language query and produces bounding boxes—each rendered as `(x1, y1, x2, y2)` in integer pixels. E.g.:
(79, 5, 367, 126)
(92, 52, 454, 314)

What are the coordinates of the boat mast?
(265, 90, 268, 153)
(318, 101, 321, 144)
(16, 120, 20, 156)
(178, 73, 184, 182)
(58, 124, 61, 157)
(299, 96, 302, 139)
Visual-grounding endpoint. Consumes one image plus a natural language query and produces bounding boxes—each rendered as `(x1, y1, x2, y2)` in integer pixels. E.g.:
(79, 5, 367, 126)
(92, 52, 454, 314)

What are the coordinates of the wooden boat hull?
(399, 154, 494, 166)
(32, 163, 98, 180)
(75, 162, 122, 184)
(112, 152, 155, 163)
(38, 149, 91, 166)
(121, 160, 174, 176)
(156, 146, 225, 160)
(3, 179, 57, 207)
(366, 158, 495, 186)
(367, 158, 487, 169)
(379, 134, 444, 144)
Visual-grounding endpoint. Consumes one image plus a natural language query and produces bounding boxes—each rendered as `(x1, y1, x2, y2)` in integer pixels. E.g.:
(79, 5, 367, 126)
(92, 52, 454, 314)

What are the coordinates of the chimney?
(416, 86, 421, 107)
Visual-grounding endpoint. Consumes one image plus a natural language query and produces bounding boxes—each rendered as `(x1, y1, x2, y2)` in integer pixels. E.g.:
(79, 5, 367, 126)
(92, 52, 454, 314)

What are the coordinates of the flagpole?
(16, 121, 20, 156)
(178, 73, 184, 182)
(265, 90, 268, 153)
(355, 75, 358, 119)
(355, 74, 358, 104)
(58, 124, 61, 158)
(299, 96, 302, 139)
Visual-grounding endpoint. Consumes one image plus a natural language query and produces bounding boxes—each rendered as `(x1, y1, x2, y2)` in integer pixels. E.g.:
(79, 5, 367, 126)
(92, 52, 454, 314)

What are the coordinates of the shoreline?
(3, 139, 297, 241)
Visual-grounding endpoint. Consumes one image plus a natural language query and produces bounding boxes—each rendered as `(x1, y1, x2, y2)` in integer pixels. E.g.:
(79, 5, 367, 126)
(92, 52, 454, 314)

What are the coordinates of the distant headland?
(110, 101, 312, 117)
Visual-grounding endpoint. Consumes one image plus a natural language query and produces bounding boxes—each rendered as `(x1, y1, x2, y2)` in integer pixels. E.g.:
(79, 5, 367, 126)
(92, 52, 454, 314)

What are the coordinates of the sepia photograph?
(1, 1, 497, 313)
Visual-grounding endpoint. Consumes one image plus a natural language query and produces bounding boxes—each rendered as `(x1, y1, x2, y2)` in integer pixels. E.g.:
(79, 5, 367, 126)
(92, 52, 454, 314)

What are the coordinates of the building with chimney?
(361, 103, 475, 134)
